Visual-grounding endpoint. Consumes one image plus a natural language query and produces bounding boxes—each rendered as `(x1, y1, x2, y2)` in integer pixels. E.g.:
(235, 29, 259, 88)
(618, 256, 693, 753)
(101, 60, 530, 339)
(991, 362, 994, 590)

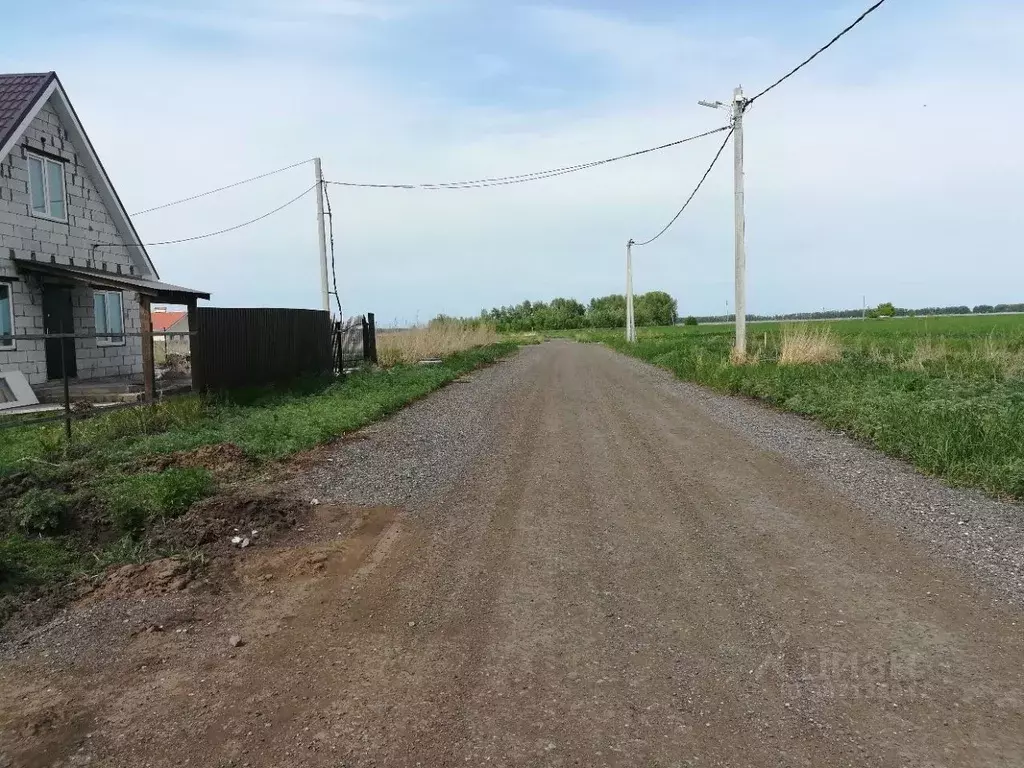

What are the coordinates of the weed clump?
(103, 468, 215, 535)
(779, 325, 842, 365)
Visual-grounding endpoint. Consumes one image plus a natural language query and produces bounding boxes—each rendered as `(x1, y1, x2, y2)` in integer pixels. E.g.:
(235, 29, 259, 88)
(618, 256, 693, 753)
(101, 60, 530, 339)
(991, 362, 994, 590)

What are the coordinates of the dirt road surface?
(2, 341, 1023, 767)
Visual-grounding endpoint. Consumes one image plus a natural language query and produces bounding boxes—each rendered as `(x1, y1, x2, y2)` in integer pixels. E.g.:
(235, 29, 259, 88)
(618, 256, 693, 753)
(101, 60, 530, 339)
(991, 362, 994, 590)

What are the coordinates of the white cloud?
(5, 1, 1021, 319)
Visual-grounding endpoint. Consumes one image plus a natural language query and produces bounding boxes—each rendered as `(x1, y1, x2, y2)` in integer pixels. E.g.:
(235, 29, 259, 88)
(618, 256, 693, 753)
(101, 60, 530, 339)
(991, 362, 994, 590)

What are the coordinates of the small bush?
(157, 467, 215, 516)
(35, 427, 67, 458)
(683, 316, 699, 327)
(103, 467, 215, 535)
(10, 489, 69, 534)
(107, 496, 149, 537)
(0, 534, 79, 591)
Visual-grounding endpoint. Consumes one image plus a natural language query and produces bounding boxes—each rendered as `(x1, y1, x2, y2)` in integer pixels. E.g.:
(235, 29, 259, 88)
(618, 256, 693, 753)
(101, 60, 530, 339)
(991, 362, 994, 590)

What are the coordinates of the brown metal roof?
(12, 256, 210, 303)
(0, 72, 55, 152)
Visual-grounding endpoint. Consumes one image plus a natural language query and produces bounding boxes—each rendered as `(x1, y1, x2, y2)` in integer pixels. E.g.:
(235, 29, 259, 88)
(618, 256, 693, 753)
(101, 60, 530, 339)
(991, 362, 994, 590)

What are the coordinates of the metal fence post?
(361, 315, 370, 363)
(367, 312, 378, 365)
(334, 320, 344, 376)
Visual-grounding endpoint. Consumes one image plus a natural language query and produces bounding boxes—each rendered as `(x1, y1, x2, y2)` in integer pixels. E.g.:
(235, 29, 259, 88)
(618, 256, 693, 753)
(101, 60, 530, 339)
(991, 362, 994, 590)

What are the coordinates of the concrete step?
(36, 385, 143, 405)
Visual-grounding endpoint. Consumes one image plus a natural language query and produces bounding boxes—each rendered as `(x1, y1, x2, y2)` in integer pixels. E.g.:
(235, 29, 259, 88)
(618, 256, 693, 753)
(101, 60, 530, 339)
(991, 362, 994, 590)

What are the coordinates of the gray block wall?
(0, 101, 143, 386)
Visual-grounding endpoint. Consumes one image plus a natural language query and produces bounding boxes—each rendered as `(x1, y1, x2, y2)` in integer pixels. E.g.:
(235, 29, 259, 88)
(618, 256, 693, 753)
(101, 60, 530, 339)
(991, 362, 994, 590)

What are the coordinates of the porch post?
(186, 298, 199, 392)
(139, 294, 155, 403)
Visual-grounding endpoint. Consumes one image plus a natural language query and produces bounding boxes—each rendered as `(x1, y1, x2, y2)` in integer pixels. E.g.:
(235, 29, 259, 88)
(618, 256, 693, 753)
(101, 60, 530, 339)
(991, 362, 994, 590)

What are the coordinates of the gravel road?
(2, 340, 1022, 767)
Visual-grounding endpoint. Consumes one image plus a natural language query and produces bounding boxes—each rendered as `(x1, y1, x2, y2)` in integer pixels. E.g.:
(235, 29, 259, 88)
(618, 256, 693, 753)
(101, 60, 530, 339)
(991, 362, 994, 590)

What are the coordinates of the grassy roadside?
(563, 320, 1024, 500)
(0, 341, 517, 621)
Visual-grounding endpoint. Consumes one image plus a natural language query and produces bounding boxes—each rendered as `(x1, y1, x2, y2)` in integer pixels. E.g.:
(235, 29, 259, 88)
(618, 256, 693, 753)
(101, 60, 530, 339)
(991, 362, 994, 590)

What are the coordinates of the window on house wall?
(93, 290, 124, 346)
(27, 153, 67, 221)
(0, 284, 13, 350)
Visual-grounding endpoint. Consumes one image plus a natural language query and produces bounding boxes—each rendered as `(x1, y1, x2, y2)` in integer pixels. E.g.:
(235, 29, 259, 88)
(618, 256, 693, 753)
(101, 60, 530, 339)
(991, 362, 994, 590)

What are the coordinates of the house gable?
(0, 73, 155, 278)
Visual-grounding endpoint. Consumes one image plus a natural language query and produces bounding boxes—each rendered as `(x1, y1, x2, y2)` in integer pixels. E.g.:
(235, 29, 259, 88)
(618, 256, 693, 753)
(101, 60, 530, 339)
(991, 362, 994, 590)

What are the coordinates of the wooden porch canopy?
(11, 256, 210, 303)
(13, 256, 210, 401)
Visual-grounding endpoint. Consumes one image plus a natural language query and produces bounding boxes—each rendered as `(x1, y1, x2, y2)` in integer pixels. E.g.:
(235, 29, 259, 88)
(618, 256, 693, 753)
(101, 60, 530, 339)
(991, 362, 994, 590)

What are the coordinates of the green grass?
(0, 342, 517, 610)
(562, 315, 1024, 499)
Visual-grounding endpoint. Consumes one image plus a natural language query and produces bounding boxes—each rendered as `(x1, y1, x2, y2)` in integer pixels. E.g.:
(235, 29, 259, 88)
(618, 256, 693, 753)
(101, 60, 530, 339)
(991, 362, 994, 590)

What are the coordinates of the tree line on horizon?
(434, 297, 1022, 332)
(692, 302, 1024, 324)
(479, 292, 678, 332)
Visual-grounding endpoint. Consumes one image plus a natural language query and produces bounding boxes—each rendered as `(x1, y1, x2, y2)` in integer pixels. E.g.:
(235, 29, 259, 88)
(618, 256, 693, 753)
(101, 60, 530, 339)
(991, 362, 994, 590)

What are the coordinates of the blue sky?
(3, 0, 1021, 322)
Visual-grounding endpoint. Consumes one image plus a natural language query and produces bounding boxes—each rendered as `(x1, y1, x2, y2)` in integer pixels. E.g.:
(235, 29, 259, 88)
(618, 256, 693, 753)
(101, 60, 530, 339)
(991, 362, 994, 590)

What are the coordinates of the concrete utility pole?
(731, 86, 747, 359)
(626, 240, 637, 343)
(699, 86, 747, 358)
(313, 157, 330, 314)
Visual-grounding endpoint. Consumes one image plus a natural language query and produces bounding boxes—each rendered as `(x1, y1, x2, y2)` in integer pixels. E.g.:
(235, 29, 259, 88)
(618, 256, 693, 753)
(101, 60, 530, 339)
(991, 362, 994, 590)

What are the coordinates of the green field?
(563, 314, 1024, 499)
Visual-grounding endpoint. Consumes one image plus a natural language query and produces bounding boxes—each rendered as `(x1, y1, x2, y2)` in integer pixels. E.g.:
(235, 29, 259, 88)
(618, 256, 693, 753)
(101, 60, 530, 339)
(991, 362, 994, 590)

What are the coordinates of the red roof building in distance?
(151, 309, 188, 333)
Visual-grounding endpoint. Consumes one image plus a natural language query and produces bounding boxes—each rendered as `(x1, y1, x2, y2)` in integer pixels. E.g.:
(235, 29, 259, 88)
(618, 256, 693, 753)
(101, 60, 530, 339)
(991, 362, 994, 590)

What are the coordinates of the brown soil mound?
(154, 489, 310, 552)
(88, 558, 192, 601)
(143, 443, 252, 478)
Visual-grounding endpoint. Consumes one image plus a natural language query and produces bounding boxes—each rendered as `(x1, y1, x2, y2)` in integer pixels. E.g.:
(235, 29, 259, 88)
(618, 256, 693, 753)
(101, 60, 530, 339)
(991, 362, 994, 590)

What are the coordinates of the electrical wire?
(131, 158, 314, 216)
(322, 182, 343, 317)
(627, 1, 887, 249)
(746, 0, 889, 105)
(93, 184, 317, 248)
(630, 127, 734, 248)
(325, 127, 730, 190)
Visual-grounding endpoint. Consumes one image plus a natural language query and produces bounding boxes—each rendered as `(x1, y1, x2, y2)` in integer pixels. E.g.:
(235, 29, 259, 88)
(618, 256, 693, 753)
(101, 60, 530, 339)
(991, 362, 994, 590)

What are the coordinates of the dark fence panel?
(192, 308, 334, 391)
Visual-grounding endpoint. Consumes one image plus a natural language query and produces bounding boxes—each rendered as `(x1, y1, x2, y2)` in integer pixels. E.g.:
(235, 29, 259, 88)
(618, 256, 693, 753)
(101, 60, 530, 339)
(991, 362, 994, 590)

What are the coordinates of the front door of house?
(42, 285, 77, 380)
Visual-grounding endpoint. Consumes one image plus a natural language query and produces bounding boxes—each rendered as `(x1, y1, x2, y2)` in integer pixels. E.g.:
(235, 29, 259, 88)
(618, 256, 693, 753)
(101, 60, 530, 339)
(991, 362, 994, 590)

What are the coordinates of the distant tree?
(635, 291, 678, 327)
(683, 316, 699, 326)
(875, 302, 896, 318)
(588, 295, 628, 329)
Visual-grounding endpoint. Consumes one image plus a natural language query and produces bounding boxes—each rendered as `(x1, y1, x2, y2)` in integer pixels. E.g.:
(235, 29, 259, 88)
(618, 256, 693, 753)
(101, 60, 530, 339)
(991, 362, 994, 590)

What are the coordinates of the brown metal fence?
(191, 308, 334, 391)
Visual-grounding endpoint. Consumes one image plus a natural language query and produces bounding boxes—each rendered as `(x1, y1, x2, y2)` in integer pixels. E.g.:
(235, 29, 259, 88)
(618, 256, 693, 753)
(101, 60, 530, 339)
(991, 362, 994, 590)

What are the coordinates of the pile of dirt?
(153, 488, 310, 552)
(142, 442, 252, 478)
(86, 557, 192, 601)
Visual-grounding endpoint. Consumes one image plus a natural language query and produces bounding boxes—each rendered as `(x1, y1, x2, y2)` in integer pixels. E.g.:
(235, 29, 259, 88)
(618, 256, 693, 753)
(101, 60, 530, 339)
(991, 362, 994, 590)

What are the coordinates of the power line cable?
(746, 0, 889, 105)
(629, 1, 886, 248)
(325, 127, 730, 190)
(422, 127, 730, 187)
(93, 184, 317, 248)
(131, 158, 314, 216)
(630, 127, 734, 248)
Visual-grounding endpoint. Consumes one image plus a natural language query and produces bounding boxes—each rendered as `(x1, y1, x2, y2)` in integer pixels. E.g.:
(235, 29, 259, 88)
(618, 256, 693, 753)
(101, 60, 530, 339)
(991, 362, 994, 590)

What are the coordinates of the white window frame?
(0, 282, 14, 350)
(26, 152, 67, 222)
(93, 290, 126, 347)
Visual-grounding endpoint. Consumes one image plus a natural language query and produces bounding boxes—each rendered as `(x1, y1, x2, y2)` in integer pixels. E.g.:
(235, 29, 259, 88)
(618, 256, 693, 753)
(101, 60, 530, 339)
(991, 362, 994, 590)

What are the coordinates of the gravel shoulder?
(609, 350, 1024, 605)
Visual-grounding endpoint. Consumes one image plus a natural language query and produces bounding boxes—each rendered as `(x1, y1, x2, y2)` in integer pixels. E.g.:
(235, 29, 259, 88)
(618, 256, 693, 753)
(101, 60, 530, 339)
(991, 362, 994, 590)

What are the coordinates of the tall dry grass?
(975, 334, 1024, 379)
(778, 324, 842, 365)
(377, 323, 499, 366)
(894, 334, 1024, 379)
(902, 338, 948, 371)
